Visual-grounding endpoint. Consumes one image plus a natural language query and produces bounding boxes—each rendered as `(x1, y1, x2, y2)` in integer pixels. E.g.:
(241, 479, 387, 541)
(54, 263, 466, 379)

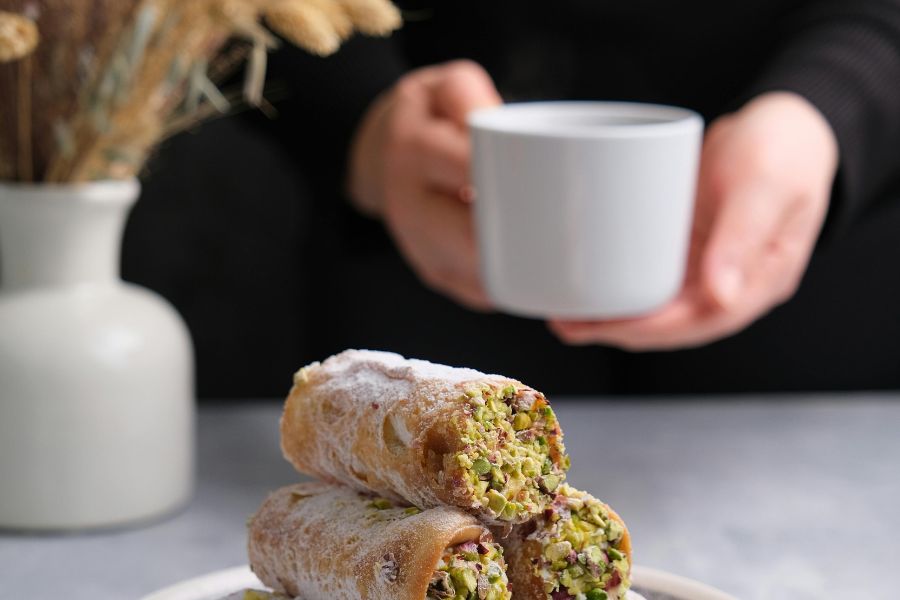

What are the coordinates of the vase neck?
(0, 180, 139, 291)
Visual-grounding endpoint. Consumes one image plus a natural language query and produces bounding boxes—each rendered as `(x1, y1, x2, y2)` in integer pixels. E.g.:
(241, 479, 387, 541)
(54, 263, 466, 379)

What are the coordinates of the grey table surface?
(1, 396, 899, 600)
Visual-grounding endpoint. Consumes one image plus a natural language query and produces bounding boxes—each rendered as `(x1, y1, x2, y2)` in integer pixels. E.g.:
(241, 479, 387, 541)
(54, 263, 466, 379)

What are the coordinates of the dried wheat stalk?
(0, 0, 401, 183)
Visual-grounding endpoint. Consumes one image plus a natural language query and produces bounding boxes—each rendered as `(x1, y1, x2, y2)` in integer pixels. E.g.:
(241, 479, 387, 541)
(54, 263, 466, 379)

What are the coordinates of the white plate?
(141, 564, 738, 600)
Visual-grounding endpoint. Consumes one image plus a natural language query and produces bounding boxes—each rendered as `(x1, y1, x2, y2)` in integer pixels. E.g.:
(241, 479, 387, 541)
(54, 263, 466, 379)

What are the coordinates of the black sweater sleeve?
(746, 0, 900, 229)
(258, 35, 408, 197)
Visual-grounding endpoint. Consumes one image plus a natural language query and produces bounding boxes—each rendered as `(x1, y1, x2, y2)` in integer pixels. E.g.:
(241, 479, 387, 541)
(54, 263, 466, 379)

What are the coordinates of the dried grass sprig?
(0, 9, 39, 181)
(0, 10, 38, 62)
(336, 0, 401, 36)
(16, 53, 33, 180)
(0, 0, 402, 183)
(265, 0, 344, 56)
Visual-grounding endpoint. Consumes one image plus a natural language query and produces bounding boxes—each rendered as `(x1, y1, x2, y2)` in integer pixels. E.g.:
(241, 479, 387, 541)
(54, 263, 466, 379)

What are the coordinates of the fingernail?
(715, 265, 742, 306)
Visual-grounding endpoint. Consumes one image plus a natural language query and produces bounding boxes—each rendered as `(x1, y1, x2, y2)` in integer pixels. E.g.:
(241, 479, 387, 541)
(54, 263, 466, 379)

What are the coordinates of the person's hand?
(347, 60, 502, 310)
(549, 92, 839, 350)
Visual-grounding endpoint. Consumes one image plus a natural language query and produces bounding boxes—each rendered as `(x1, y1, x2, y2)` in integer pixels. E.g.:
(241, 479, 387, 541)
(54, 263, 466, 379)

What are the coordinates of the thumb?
(430, 60, 502, 126)
(702, 183, 785, 308)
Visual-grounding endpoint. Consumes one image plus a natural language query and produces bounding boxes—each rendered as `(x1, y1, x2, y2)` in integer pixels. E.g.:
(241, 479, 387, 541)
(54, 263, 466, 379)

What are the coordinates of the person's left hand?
(549, 92, 839, 350)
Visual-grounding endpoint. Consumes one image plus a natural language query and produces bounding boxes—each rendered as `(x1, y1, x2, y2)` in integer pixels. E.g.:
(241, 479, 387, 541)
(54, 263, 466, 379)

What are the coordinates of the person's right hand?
(347, 60, 502, 310)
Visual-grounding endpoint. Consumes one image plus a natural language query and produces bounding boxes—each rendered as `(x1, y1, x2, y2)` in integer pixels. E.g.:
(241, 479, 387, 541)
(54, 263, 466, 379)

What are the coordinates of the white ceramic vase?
(0, 179, 194, 530)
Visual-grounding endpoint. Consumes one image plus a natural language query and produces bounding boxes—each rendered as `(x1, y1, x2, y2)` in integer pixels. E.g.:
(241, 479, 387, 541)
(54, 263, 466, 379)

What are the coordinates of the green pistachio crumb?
(542, 457, 553, 475)
(512, 412, 532, 431)
(369, 498, 392, 510)
(545, 541, 573, 562)
(607, 519, 624, 542)
(490, 466, 505, 485)
(500, 501, 518, 521)
(472, 457, 492, 475)
(522, 458, 540, 478)
(450, 566, 478, 594)
(586, 589, 608, 600)
(540, 474, 560, 492)
(243, 591, 285, 600)
(585, 545, 605, 565)
(487, 489, 508, 514)
(567, 564, 585, 578)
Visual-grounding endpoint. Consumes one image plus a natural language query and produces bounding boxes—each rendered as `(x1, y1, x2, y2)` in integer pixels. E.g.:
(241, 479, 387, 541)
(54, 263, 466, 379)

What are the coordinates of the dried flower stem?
(0, 0, 402, 183)
(0, 10, 39, 62)
(16, 55, 32, 181)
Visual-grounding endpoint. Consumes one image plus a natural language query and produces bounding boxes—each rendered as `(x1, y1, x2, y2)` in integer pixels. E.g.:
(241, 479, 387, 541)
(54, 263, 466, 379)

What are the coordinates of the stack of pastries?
(242, 350, 632, 600)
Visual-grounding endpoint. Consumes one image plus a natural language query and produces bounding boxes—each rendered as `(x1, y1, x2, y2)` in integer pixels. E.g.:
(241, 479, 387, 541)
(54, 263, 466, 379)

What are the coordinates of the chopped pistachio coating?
(363, 496, 425, 522)
(220, 590, 289, 600)
(455, 385, 568, 522)
(427, 540, 511, 600)
(369, 497, 394, 510)
(531, 485, 630, 600)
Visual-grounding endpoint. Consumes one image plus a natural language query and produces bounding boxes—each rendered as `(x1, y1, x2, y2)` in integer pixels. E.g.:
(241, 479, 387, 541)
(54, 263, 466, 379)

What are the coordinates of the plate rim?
(141, 566, 254, 600)
(631, 565, 738, 600)
(141, 564, 739, 600)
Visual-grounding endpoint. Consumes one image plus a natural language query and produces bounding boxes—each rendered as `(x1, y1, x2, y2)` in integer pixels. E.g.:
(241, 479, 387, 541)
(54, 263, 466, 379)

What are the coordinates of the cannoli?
(280, 350, 569, 524)
(247, 482, 512, 600)
(497, 485, 632, 600)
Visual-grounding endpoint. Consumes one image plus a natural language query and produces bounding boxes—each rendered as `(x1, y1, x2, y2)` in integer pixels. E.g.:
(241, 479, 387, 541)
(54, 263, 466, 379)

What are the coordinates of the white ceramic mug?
(469, 101, 703, 319)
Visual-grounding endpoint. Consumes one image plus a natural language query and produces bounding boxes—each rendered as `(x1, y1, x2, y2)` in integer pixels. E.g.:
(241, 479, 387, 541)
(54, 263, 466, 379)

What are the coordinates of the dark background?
(122, 2, 900, 399)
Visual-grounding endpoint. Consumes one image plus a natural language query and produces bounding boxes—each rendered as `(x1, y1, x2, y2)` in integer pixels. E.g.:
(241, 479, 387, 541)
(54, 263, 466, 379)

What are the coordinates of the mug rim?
(468, 101, 703, 139)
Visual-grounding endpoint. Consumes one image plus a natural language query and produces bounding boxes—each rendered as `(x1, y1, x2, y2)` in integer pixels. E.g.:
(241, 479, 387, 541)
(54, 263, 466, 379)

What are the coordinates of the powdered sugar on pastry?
(280, 350, 568, 525)
(247, 482, 493, 600)
(283, 351, 513, 505)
